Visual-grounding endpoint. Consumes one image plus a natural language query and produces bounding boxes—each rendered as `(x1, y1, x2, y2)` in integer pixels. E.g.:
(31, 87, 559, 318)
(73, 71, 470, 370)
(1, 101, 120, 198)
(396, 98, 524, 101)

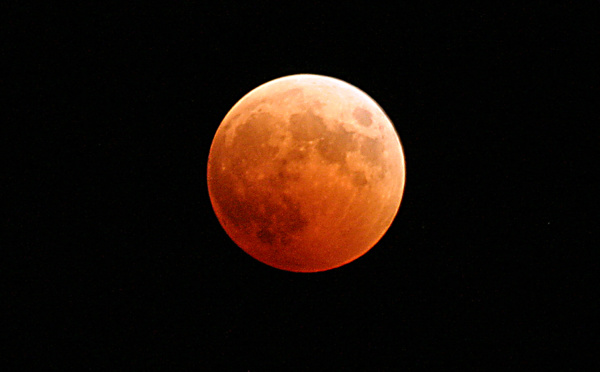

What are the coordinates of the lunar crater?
(353, 107, 373, 127)
(288, 110, 325, 142)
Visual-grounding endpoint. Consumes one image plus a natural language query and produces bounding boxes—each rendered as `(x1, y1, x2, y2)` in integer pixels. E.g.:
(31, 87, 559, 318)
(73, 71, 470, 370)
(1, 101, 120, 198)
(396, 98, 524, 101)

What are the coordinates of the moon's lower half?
(208, 75, 405, 272)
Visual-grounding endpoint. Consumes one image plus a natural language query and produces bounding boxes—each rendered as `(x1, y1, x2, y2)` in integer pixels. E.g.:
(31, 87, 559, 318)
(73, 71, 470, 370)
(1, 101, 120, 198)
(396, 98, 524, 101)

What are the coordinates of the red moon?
(207, 74, 406, 272)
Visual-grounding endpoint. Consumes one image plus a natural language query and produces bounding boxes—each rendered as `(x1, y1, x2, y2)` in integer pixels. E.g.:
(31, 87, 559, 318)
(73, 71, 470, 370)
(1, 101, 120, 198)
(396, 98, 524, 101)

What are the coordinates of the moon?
(207, 74, 405, 272)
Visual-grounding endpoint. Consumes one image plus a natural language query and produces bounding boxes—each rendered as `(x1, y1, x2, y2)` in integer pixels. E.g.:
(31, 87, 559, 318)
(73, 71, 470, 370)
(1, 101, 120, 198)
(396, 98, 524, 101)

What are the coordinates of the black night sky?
(5, 2, 596, 370)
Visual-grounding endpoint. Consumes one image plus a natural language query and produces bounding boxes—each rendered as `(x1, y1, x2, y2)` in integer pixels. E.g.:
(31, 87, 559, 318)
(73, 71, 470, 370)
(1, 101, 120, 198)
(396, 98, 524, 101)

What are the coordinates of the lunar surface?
(207, 74, 405, 272)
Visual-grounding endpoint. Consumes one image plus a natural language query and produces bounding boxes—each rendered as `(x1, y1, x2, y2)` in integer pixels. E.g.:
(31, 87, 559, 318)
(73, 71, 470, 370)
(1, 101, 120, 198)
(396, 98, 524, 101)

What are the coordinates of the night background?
(5, 2, 596, 369)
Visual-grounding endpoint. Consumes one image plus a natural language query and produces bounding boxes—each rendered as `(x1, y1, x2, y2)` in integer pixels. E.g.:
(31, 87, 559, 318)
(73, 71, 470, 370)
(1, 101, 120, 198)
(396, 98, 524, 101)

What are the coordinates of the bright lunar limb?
(207, 74, 406, 272)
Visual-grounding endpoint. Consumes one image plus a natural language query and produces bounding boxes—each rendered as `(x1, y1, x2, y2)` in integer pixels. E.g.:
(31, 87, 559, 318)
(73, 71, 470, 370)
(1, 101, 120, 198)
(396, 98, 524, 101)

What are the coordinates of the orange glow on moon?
(207, 74, 406, 272)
